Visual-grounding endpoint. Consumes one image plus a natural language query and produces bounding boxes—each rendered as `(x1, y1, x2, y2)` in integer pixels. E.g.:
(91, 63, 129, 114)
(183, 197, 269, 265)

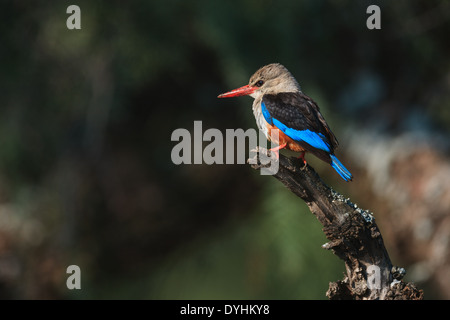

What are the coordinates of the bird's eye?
(255, 80, 264, 87)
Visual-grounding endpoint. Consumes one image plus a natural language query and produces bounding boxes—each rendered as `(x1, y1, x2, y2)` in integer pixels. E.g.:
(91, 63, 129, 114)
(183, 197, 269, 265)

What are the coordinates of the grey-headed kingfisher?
(218, 63, 353, 181)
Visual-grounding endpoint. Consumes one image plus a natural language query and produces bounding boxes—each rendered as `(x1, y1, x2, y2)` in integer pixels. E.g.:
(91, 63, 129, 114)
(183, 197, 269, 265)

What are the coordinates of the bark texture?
(249, 148, 424, 300)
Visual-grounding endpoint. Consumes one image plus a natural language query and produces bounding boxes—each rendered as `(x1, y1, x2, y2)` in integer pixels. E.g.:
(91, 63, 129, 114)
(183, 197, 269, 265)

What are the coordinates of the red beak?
(217, 85, 257, 98)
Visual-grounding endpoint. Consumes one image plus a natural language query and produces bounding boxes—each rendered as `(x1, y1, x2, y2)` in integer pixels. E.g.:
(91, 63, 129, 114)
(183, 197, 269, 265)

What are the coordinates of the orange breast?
(266, 124, 305, 152)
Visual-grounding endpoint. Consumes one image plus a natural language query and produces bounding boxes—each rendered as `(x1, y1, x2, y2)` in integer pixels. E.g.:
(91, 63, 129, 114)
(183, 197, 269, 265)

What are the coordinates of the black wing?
(262, 92, 339, 163)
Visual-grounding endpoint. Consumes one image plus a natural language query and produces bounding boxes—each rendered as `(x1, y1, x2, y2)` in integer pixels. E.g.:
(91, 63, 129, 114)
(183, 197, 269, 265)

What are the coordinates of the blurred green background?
(0, 0, 449, 299)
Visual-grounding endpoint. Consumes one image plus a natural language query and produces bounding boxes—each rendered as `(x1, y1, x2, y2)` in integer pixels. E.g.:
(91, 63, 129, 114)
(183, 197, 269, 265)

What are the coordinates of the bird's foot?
(297, 151, 307, 166)
(269, 143, 287, 160)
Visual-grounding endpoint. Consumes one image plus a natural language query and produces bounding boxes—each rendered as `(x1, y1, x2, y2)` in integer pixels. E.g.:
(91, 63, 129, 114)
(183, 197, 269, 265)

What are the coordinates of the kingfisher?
(218, 63, 352, 181)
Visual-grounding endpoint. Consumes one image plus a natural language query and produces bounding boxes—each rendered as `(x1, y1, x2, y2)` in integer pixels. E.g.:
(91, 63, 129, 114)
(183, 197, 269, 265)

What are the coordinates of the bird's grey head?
(248, 63, 302, 99)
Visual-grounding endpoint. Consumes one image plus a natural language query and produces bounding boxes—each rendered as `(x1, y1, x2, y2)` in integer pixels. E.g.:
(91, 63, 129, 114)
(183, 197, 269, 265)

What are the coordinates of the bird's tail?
(330, 154, 353, 182)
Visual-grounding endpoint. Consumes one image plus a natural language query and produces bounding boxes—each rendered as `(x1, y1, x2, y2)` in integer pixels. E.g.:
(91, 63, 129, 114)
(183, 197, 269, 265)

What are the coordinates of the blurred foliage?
(84, 182, 343, 299)
(0, 0, 449, 299)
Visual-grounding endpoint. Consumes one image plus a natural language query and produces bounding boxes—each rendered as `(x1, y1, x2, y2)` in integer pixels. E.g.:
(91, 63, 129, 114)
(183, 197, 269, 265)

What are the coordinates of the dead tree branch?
(249, 147, 423, 300)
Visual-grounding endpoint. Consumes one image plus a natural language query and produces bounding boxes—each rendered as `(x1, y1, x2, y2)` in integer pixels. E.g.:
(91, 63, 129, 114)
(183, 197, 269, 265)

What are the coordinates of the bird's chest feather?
(252, 100, 269, 138)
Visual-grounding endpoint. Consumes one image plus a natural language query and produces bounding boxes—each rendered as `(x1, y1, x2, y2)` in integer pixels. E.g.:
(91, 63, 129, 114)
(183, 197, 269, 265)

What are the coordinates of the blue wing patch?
(260, 100, 352, 181)
(261, 101, 331, 152)
(272, 118, 331, 152)
(260, 102, 273, 125)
